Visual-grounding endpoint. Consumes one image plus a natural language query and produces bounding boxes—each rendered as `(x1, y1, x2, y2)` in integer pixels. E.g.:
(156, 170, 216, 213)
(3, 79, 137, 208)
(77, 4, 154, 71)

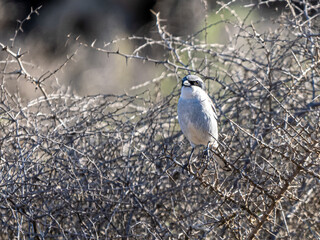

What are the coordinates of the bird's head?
(182, 75, 205, 90)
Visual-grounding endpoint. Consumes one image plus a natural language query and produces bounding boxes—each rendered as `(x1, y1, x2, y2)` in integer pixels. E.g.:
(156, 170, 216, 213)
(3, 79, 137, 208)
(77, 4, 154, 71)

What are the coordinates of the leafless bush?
(0, 1, 319, 239)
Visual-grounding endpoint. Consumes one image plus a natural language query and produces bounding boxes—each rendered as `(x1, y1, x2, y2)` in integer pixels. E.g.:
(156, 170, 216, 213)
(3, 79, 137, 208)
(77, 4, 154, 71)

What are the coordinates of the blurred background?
(0, 0, 313, 98)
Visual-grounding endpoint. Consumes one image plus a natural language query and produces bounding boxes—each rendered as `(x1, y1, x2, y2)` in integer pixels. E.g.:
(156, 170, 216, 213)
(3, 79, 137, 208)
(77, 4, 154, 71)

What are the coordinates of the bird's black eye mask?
(182, 79, 205, 90)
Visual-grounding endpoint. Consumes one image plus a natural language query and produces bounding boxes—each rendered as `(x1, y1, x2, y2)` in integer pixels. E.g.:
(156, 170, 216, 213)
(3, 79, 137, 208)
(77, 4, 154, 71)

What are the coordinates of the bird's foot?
(201, 148, 211, 160)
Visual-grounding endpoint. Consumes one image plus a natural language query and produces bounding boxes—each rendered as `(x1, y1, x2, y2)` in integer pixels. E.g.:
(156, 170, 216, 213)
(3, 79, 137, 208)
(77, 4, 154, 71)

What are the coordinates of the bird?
(177, 75, 219, 167)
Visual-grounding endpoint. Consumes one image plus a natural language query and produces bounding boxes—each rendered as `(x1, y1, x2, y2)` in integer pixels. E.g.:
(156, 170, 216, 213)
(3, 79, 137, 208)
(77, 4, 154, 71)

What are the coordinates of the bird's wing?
(209, 97, 218, 120)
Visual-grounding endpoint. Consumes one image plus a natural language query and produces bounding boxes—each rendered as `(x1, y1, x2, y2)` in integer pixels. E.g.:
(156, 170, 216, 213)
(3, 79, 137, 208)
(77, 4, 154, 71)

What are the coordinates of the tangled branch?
(0, 1, 319, 239)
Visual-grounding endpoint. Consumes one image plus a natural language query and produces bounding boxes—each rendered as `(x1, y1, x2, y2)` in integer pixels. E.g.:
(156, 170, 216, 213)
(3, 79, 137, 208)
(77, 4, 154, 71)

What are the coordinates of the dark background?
(0, 0, 316, 96)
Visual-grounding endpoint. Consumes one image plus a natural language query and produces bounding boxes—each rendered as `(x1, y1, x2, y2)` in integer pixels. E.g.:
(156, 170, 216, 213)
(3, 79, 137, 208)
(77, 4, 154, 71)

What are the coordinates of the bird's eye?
(194, 81, 199, 86)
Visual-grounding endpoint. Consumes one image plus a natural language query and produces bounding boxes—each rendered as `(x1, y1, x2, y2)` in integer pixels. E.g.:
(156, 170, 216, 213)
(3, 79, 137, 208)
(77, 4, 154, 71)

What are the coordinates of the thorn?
(91, 39, 97, 47)
(16, 53, 22, 59)
(150, 9, 158, 16)
(35, 6, 42, 15)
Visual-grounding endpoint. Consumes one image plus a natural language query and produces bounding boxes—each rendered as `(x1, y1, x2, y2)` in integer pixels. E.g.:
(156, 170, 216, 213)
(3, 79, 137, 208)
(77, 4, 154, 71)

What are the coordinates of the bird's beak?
(182, 80, 191, 87)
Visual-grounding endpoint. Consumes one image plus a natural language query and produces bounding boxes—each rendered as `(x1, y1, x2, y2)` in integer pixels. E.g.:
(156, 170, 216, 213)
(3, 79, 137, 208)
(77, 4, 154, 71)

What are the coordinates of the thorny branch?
(0, 1, 319, 239)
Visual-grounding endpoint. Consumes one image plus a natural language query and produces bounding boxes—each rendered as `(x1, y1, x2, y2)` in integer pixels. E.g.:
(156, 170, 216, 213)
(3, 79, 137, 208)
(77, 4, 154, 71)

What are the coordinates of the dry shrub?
(0, 1, 319, 239)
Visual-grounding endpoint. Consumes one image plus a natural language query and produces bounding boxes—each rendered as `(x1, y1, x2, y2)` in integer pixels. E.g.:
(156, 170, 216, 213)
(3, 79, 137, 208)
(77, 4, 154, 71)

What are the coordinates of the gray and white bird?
(177, 75, 219, 165)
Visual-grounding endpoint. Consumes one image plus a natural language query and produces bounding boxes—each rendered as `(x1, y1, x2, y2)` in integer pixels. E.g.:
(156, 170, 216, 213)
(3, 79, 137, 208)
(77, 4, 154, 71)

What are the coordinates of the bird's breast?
(178, 98, 218, 146)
